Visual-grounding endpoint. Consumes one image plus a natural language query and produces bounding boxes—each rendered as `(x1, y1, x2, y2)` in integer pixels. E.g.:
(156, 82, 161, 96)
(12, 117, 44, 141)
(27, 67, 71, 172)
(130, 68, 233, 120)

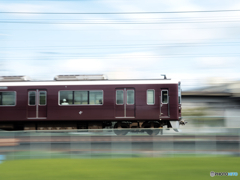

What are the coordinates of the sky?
(1, 0, 240, 90)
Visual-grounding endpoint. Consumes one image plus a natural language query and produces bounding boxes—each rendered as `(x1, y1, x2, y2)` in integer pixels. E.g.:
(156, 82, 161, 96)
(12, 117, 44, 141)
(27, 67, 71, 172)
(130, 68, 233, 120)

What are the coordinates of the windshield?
(178, 82, 181, 104)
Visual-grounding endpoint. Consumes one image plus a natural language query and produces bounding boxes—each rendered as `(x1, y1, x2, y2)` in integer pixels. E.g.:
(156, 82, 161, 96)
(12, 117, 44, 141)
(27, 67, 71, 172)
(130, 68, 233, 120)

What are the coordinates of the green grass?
(0, 157, 239, 180)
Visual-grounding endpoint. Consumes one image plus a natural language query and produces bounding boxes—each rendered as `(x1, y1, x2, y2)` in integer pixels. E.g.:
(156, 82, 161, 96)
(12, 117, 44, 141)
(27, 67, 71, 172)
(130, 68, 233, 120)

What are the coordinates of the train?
(0, 74, 185, 135)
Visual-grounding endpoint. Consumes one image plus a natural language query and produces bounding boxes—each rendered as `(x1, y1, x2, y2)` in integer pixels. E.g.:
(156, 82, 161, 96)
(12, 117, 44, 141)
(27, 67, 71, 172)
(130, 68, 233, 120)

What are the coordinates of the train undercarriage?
(0, 120, 183, 136)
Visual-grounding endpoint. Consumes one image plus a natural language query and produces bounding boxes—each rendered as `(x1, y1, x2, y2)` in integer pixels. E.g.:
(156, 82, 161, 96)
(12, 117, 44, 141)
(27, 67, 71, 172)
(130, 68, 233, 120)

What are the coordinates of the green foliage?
(0, 157, 239, 180)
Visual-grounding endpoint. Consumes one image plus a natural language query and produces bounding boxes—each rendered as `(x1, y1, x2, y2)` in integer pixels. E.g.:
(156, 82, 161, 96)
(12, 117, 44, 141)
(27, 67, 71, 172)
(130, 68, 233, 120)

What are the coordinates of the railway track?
(4, 135, 239, 143)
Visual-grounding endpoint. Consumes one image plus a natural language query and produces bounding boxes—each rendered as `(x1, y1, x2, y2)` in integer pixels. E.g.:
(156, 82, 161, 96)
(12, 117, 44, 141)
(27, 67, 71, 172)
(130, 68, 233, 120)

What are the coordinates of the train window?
(162, 90, 168, 104)
(60, 91, 73, 105)
(178, 82, 181, 104)
(59, 90, 103, 105)
(116, 90, 123, 104)
(74, 91, 88, 104)
(0, 91, 16, 106)
(147, 90, 154, 105)
(28, 91, 36, 105)
(127, 90, 134, 105)
(39, 91, 47, 105)
(89, 91, 103, 105)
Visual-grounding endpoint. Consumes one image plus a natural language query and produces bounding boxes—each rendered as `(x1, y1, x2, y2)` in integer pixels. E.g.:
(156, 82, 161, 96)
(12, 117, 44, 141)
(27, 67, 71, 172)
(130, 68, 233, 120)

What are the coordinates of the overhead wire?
(1, 9, 240, 14)
(1, 9, 240, 61)
(2, 41, 240, 50)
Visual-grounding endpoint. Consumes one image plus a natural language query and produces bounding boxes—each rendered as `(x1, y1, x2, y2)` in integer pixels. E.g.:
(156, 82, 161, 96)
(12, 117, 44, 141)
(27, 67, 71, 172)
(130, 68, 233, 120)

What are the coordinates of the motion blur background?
(0, 0, 240, 179)
(1, 0, 240, 127)
(1, 0, 240, 87)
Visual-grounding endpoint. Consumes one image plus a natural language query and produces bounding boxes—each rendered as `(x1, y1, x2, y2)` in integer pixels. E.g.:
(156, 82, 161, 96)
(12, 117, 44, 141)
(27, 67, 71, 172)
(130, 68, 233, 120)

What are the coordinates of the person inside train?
(61, 99, 69, 105)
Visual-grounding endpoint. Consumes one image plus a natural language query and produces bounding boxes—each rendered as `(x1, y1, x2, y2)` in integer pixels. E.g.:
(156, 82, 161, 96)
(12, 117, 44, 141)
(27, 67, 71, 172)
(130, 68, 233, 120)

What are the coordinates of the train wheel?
(114, 129, 128, 136)
(142, 121, 161, 136)
(146, 129, 160, 136)
(113, 123, 129, 136)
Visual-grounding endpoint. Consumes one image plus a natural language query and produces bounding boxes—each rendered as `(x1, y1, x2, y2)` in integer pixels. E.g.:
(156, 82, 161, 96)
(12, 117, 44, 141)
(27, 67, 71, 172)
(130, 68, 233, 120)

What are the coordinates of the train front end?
(169, 81, 186, 132)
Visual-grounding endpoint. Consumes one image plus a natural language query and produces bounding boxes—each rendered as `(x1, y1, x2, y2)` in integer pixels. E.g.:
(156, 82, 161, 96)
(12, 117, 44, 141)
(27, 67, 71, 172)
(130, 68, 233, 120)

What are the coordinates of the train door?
(159, 89, 169, 118)
(115, 88, 135, 118)
(27, 89, 47, 119)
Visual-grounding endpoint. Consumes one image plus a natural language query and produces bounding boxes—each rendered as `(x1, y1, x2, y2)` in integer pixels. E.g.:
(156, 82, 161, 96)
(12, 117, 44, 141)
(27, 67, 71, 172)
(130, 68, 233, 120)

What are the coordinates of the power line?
(2, 42, 240, 49)
(0, 20, 239, 24)
(1, 26, 240, 31)
(1, 53, 240, 59)
(1, 9, 240, 14)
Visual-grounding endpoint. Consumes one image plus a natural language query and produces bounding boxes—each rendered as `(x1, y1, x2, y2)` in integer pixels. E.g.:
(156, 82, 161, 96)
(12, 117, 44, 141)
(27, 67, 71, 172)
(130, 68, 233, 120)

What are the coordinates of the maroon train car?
(0, 75, 184, 135)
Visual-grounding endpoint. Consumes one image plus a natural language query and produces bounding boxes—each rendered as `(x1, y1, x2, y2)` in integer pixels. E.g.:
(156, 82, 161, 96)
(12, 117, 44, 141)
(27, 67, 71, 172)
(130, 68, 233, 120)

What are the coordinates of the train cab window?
(178, 82, 181, 104)
(0, 91, 16, 106)
(89, 91, 103, 105)
(39, 91, 47, 105)
(59, 91, 73, 105)
(162, 90, 168, 104)
(147, 90, 155, 105)
(28, 91, 36, 105)
(116, 90, 123, 104)
(127, 90, 134, 105)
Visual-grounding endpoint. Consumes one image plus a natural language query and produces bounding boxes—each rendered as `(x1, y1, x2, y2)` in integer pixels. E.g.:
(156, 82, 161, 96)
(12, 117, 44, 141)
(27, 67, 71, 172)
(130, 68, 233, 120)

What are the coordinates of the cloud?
(36, 51, 158, 80)
(195, 57, 237, 69)
(0, 33, 11, 36)
(2, 51, 161, 80)
(0, 3, 45, 13)
(57, 51, 159, 74)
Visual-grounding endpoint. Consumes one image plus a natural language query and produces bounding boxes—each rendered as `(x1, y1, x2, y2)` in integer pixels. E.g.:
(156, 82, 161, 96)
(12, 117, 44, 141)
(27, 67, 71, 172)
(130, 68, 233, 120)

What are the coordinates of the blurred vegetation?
(0, 157, 239, 180)
(182, 107, 208, 116)
(182, 107, 224, 127)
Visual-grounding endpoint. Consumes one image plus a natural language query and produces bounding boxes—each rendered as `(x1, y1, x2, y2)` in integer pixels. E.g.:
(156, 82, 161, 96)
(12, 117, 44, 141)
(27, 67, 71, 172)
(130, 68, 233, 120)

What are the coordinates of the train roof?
(0, 75, 179, 87)
(0, 79, 179, 87)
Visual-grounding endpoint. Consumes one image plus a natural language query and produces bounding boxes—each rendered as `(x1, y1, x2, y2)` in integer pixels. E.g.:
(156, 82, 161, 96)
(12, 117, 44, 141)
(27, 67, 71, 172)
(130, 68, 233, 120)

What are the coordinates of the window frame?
(58, 90, 104, 106)
(39, 91, 47, 106)
(74, 90, 88, 105)
(116, 90, 124, 105)
(89, 90, 104, 105)
(28, 91, 36, 106)
(146, 89, 155, 105)
(161, 90, 169, 104)
(126, 89, 134, 105)
(0, 91, 17, 106)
